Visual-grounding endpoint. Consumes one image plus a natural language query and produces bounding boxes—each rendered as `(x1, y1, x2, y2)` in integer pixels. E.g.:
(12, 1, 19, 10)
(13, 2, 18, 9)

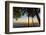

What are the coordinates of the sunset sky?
(13, 14, 39, 24)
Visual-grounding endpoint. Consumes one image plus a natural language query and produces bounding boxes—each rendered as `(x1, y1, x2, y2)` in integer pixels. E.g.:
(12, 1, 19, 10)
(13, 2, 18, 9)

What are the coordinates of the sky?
(13, 13, 40, 24)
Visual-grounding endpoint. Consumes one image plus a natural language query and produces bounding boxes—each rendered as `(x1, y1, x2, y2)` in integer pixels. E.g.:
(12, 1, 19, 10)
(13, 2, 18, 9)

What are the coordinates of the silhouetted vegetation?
(13, 7, 40, 27)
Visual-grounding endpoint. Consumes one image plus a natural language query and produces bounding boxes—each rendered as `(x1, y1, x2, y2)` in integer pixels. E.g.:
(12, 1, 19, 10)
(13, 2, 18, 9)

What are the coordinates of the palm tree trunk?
(28, 15, 29, 27)
(32, 17, 33, 27)
(32, 11, 34, 27)
(36, 11, 40, 26)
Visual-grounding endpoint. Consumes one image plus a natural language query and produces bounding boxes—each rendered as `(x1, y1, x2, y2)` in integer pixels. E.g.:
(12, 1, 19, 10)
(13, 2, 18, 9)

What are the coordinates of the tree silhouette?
(13, 7, 40, 26)
(13, 7, 21, 20)
(21, 8, 40, 26)
(35, 8, 40, 26)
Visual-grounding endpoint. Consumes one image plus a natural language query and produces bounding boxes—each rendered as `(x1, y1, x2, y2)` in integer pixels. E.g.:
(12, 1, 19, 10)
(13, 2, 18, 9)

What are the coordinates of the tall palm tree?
(35, 8, 40, 26)
(22, 8, 40, 27)
(27, 8, 40, 26)
(22, 8, 33, 27)
(13, 7, 40, 27)
(27, 8, 33, 27)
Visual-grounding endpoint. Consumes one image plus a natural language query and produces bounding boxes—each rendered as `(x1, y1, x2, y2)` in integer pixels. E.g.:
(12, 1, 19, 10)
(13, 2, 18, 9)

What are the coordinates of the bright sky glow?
(13, 14, 40, 24)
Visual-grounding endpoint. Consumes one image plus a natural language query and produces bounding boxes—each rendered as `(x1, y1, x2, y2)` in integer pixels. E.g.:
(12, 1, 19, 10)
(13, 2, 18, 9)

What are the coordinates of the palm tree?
(27, 8, 40, 26)
(22, 8, 40, 27)
(35, 8, 40, 26)
(13, 7, 40, 27)
(21, 8, 33, 27)
(27, 8, 35, 27)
